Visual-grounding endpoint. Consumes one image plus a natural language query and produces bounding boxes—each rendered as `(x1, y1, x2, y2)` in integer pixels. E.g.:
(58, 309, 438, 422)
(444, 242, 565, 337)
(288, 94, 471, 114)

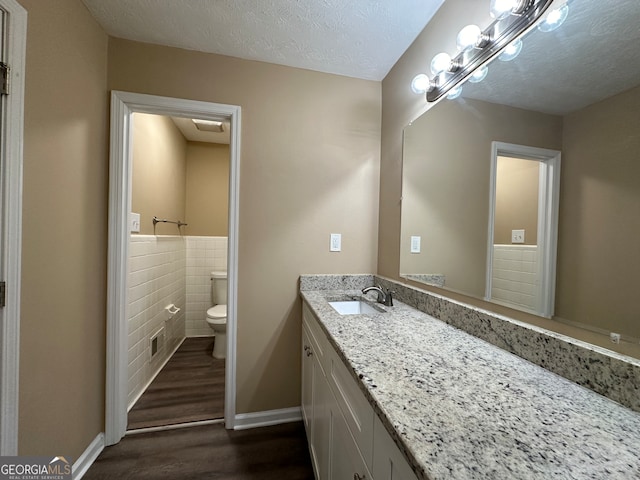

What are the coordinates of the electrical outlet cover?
(330, 233, 341, 252)
(410, 236, 421, 253)
(130, 212, 141, 233)
(511, 229, 525, 244)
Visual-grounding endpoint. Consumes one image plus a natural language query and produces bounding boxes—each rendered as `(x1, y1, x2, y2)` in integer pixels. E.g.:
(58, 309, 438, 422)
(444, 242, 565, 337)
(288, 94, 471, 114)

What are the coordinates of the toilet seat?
(206, 304, 227, 323)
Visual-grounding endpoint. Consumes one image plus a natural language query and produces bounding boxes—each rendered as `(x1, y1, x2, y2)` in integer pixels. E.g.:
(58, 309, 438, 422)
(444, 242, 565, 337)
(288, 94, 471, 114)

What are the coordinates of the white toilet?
(206, 271, 227, 359)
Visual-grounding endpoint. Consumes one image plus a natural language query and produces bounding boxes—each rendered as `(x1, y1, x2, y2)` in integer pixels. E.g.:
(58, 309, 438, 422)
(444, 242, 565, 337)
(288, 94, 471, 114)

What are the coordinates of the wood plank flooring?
(128, 337, 225, 430)
(84, 422, 315, 480)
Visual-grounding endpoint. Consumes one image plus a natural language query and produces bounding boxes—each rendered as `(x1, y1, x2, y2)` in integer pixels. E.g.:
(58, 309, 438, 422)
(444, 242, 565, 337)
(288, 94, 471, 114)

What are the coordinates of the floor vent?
(150, 328, 165, 360)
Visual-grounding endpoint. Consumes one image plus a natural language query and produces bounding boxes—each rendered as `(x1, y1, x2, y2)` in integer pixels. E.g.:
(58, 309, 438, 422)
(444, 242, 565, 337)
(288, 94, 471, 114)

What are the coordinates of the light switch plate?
(330, 233, 341, 252)
(130, 212, 141, 233)
(511, 229, 525, 244)
(410, 236, 421, 253)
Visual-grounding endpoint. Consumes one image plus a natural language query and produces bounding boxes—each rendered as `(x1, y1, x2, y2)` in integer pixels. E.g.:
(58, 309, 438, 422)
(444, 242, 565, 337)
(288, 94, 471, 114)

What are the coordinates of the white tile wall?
(127, 235, 186, 407)
(492, 245, 539, 312)
(127, 235, 228, 406)
(185, 236, 228, 337)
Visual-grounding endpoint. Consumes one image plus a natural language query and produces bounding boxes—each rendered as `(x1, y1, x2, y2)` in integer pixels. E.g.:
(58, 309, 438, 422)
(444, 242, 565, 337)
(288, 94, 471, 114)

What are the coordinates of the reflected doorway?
(485, 142, 561, 318)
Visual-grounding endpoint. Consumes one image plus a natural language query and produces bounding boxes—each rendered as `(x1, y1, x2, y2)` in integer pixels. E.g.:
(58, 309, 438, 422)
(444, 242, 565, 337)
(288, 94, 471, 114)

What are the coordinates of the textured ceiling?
(81, 0, 444, 81)
(463, 0, 640, 115)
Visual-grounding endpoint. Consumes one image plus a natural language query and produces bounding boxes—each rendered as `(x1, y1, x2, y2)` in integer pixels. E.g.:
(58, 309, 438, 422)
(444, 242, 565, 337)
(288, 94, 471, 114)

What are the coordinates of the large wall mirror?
(401, 0, 640, 343)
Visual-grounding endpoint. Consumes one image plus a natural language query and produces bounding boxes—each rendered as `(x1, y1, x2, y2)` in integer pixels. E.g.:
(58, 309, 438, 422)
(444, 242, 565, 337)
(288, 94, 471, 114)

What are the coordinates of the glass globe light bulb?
(490, 0, 517, 19)
(498, 38, 523, 61)
(538, 4, 569, 32)
(430, 52, 452, 75)
(456, 24, 482, 52)
(411, 74, 431, 94)
(447, 85, 463, 100)
(469, 65, 489, 83)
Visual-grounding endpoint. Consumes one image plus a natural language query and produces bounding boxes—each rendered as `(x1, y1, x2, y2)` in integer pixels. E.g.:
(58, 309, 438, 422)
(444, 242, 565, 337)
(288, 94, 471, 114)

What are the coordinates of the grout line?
(125, 418, 225, 436)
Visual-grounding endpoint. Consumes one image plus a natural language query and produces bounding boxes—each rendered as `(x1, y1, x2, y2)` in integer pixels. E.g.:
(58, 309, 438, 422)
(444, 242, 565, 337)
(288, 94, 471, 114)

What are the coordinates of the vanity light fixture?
(418, 0, 555, 102)
(537, 3, 569, 32)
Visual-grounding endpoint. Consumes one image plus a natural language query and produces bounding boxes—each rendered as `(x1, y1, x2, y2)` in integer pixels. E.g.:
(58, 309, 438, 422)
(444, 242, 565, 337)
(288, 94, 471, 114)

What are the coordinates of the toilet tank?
(211, 271, 227, 305)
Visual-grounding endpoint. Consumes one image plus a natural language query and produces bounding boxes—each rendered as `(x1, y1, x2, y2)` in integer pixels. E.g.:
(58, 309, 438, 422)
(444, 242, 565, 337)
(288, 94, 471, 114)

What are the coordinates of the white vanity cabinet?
(302, 302, 418, 480)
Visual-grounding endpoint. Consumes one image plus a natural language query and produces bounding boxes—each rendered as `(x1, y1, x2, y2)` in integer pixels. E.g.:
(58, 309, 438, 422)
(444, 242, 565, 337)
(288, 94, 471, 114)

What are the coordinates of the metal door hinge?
(0, 63, 8, 95)
(0, 282, 6, 307)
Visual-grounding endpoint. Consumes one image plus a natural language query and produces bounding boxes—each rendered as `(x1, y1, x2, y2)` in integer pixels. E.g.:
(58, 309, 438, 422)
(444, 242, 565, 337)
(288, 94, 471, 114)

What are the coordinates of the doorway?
(124, 112, 231, 431)
(106, 91, 241, 446)
(485, 141, 561, 318)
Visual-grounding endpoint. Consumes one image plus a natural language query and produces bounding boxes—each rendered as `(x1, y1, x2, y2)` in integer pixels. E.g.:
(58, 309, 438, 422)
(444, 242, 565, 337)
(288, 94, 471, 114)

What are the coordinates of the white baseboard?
(233, 407, 302, 430)
(127, 337, 186, 411)
(72, 432, 104, 480)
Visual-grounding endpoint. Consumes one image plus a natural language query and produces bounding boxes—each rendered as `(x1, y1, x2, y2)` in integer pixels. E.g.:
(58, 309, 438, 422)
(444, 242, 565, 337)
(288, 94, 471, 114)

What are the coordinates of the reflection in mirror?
(401, 0, 640, 346)
(485, 142, 560, 318)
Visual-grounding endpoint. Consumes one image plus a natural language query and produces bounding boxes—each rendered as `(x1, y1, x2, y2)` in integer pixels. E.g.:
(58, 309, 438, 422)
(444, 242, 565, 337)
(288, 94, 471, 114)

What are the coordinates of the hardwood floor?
(128, 337, 225, 430)
(84, 422, 315, 480)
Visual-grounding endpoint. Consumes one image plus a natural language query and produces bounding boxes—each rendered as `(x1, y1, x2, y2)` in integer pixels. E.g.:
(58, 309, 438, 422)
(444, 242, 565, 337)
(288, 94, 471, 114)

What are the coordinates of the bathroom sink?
(329, 300, 383, 315)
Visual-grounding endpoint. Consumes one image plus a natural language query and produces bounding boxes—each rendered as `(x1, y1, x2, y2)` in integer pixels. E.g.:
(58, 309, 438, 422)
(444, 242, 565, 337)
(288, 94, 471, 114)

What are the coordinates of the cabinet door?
(329, 404, 371, 480)
(312, 365, 332, 480)
(301, 326, 314, 443)
(372, 416, 419, 480)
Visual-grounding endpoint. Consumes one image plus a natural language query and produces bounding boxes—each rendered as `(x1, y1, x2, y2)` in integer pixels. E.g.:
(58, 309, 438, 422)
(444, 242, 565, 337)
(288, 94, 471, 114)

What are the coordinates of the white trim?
(0, 0, 26, 456)
(127, 337, 186, 412)
(106, 91, 241, 445)
(233, 407, 302, 430)
(485, 142, 561, 318)
(126, 418, 224, 436)
(72, 432, 105, 480)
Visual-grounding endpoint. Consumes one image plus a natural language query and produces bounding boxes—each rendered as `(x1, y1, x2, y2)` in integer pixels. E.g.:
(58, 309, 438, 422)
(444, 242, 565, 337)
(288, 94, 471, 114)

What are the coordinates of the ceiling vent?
(192, 119, 225, 133)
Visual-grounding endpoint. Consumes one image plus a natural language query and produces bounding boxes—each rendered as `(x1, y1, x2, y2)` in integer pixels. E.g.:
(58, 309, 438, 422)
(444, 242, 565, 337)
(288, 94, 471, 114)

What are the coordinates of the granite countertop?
(300, 289, 640, 480)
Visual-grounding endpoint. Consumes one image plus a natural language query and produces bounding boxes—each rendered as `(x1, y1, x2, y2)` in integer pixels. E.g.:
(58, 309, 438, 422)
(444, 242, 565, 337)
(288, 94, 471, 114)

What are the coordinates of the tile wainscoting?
(127, 235, 186, 407)
(491, 244, 539, 313)
(127, 235, 227, 406)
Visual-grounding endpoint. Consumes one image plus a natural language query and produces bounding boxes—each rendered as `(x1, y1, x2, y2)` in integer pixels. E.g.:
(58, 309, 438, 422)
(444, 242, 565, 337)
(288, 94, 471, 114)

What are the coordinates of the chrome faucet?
(362, 285, 394, 307)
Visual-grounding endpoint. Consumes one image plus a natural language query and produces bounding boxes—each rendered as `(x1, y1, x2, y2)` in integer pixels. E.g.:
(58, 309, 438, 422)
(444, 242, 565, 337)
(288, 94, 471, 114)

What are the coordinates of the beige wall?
(109, 38, 381, 413)
(494, 156, 539, 245)
(132, 113, 187, 235)
(381, 0, 640, 355)
(556, 84, 640, 337)
(18, 0, 108, 457)
(185, 142, 229, 236)
(400, 99, 559, 297)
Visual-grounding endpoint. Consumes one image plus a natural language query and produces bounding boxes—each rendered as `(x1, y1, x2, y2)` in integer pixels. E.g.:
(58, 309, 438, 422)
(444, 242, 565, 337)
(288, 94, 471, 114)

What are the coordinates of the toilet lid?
(207, 304, 227, 319)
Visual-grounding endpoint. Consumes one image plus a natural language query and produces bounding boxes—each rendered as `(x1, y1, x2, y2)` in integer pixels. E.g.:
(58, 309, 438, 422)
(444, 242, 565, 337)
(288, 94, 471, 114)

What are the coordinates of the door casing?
(0, 0, 26, 456)
(106, 91, 241, 445)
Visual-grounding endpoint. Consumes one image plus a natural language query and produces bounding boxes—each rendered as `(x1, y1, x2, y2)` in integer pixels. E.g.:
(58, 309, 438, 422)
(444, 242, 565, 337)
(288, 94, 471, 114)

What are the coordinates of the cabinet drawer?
(328, 348, 374, 469)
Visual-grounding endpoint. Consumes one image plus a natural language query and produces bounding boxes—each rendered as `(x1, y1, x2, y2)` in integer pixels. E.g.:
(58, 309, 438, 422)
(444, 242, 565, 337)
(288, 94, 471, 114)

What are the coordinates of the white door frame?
(485, 141, 561, 318)
(0, 0, 26, 456)
(106, 91, 241, 445)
